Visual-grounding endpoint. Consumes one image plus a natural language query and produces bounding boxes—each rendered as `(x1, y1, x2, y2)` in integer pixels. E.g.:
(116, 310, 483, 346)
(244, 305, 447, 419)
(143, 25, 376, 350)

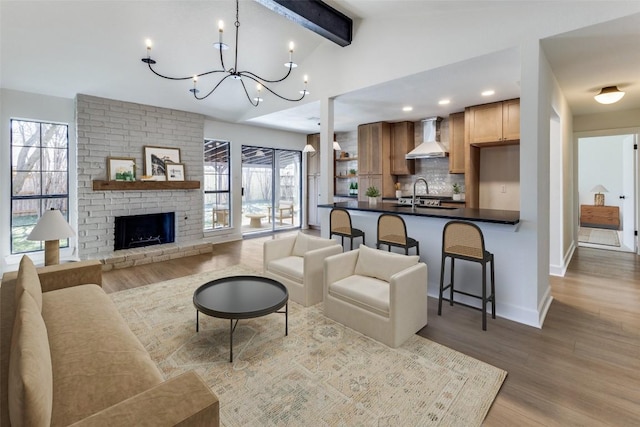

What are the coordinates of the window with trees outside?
(204, 139, 230, 230)
(10, 119, 69, 254)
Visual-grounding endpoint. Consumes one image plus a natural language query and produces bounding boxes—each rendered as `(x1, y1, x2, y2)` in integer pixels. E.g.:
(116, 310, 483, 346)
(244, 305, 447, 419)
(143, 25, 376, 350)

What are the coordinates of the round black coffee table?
(193, 275, 288, 362)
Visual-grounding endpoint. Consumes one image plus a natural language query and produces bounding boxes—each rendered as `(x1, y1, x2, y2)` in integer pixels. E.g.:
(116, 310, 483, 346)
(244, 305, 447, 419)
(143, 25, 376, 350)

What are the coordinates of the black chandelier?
(141, 0, 309, 107)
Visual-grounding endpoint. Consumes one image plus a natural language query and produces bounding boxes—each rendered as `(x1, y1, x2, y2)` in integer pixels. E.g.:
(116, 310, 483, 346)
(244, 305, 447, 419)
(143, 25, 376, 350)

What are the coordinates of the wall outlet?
(501, 184, 507, 193)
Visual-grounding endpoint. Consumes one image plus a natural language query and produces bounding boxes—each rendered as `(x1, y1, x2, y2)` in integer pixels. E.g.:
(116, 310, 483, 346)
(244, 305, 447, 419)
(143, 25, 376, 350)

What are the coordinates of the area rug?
(578, 227, 621, 247)
(110, 266, 507, 426)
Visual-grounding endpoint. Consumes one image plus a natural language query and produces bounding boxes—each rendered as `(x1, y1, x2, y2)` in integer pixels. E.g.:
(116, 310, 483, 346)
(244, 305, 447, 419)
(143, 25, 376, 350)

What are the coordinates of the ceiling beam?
(254, 0, 352, 47)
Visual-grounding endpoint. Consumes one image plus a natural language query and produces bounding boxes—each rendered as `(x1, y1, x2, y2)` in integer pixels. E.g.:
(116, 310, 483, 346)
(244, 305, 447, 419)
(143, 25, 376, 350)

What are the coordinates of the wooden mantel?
(92, 180, 201, 191)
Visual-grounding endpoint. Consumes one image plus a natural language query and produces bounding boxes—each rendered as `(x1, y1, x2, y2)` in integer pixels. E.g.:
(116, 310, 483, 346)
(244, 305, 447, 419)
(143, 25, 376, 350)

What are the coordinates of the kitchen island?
(318, 201, 549, 328)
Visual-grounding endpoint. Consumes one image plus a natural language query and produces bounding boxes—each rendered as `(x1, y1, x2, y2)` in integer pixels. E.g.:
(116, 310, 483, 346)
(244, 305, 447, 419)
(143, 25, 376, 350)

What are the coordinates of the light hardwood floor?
(103, 232, 640, 426)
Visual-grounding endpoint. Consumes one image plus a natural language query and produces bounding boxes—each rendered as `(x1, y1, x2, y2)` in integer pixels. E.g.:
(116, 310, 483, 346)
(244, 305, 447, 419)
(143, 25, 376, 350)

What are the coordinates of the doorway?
(577, 132, 637, 253)
(241, 145, 302, 236)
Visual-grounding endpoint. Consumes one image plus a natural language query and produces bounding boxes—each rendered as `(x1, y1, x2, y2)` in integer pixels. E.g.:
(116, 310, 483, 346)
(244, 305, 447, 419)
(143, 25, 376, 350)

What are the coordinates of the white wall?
(578, 136, 625, 208)
(0, 89, 77, 271)
(574, 108, 640, 132)
(203, 119, 306, 243)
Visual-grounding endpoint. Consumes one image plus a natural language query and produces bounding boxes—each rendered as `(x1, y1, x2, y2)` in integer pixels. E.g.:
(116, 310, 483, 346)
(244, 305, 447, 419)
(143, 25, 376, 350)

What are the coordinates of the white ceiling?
(2, 1, 639, 134)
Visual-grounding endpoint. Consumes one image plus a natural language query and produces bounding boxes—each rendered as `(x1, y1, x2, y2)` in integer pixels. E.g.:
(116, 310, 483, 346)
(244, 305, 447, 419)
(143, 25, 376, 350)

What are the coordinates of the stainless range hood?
(405, 117, 448, 159)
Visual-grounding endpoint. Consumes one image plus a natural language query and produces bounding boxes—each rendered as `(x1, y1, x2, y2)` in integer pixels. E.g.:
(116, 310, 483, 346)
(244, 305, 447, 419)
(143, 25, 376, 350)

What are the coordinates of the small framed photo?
(166, 163, 186, 181)
(143, 146, 181, 181)
(107, 157, 136, 181)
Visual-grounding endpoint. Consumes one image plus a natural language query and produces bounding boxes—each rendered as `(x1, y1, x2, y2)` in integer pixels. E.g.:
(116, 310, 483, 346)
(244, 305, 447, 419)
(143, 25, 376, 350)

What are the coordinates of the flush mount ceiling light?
(402, 106, 413, 112)
(594, 86, 625, 104)
(141, 0, 308, 107)
(481, 90, 495, 96)
(438, 99, 450, 105)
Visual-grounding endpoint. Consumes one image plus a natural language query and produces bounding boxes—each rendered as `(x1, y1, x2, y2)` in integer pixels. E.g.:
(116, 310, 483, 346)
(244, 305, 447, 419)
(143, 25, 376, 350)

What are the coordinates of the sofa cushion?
(329, 275, 390, 317)
(354, 244, 419, 283)
(15, 255, 43, 312)
(291, 232, 337, 257)
(9, 291, 53, 427)
(267, 256, 304, 284)
(42, 284, 164, 426)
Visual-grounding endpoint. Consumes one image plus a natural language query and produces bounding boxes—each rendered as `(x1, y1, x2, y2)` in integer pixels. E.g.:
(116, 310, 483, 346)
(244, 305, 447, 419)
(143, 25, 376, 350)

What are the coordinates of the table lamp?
(27, 209, 75, 266)
(590, 184, 608, 206)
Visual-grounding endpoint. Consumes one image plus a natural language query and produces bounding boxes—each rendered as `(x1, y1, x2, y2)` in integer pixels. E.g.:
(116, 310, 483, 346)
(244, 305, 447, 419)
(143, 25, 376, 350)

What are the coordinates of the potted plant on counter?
(452, 183, 464, 201)
(366, 186, 381, 205)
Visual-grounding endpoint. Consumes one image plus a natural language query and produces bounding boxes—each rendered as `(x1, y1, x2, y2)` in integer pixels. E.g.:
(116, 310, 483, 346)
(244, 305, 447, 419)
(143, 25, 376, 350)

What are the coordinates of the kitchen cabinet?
(357, 174, 383, 202)
(448, 112, 465, 173)
(580, 205, 620, 230)
(468, 98, 520, 146)
(390, 121, 415, 175)
(357, 122, 394, 201)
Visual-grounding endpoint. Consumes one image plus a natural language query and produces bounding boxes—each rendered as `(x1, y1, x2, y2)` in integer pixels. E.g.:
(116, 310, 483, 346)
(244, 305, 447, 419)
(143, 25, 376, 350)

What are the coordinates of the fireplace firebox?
(114, 212, 175, 251)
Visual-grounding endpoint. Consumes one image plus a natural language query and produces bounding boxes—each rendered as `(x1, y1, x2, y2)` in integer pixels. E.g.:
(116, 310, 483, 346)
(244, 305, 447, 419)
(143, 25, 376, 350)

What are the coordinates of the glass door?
(241, 145, 301, 236)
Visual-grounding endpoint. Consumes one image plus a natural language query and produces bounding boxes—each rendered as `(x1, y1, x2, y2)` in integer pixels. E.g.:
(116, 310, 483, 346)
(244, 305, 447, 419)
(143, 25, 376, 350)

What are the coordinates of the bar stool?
(438, 220, 495, 330)
(329, 208, 365, 251)
(376, 213, 419, 255)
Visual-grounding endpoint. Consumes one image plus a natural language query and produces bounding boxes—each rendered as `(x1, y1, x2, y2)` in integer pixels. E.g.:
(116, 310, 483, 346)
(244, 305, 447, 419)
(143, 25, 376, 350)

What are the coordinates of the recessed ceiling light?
(438, 99, 450, 105)
(402, 106, 413, 112)
(481, 90, 495, 96)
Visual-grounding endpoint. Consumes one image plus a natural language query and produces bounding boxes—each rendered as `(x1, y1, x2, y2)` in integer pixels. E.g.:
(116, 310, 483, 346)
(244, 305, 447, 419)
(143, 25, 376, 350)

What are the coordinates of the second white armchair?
(324, 244, 428, 348)
(263, 232, 342, 306)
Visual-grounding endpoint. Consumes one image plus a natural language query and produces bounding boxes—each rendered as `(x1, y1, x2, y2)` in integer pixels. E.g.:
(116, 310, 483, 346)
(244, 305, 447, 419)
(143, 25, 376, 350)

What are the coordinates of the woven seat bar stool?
(329, 208, 365, 251)
(438, 220, 495, 330)
(376, 213, 419, 255)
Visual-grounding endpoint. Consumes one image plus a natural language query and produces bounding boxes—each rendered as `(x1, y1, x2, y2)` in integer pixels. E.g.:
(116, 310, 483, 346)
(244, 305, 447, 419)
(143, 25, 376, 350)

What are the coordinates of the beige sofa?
(263, 232, 342, 306)
(1, 256, 219, 426)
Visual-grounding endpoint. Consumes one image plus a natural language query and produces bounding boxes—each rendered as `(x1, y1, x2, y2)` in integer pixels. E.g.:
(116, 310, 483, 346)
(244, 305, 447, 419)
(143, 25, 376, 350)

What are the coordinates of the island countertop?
(318, 200, 519, 225)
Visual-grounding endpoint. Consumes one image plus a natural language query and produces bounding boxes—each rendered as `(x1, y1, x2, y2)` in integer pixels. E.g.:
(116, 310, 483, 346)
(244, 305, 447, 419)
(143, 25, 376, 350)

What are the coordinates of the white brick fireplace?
(76, 94, 210, 267)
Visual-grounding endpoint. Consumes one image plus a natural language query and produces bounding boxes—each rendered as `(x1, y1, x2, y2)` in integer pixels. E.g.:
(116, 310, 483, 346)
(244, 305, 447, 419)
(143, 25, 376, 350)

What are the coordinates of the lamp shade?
(594, 86, 625, 104)
(27, 209, 75, 241)
(333, 140, 342, 151)
(302, 144, 316, 153)
(590, 185, 608, 193)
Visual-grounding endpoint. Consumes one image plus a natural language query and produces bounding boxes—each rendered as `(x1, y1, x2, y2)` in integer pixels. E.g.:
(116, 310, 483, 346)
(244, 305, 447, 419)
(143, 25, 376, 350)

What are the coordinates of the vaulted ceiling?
(2, 1, 639, 133)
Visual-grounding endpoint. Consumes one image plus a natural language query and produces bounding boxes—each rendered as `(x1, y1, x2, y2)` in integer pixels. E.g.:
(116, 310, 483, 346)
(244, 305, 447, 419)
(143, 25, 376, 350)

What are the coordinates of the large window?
(204, 139, 231, 230)
(10, 119, 69, 254)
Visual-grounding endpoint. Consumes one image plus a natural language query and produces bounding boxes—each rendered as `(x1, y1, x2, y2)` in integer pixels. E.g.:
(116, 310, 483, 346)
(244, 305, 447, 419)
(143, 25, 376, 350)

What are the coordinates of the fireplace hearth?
(114, 212, 175, 251)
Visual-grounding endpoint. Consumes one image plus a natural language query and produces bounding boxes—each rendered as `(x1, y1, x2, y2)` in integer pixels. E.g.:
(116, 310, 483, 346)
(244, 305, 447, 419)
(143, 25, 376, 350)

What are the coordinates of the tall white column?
(319, 97, 335, 204)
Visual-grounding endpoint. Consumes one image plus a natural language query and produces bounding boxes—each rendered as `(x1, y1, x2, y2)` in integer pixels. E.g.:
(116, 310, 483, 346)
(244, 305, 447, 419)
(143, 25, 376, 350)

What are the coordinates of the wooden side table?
(580, 205, 620, 230)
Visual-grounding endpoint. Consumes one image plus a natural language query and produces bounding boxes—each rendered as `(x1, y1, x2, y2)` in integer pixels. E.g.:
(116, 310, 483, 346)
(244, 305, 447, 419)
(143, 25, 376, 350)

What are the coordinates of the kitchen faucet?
(412, 177, 429, 209)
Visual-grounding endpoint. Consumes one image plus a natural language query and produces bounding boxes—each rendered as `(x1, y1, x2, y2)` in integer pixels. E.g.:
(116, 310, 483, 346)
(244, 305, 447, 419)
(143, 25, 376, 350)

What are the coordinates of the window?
(204, 139, 230, 230)
(10, 119, 69, 254)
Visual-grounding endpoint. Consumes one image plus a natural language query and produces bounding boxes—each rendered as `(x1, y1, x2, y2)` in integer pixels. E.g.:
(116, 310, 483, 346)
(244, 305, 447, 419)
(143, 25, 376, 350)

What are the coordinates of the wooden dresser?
(580, 205, 620, 230)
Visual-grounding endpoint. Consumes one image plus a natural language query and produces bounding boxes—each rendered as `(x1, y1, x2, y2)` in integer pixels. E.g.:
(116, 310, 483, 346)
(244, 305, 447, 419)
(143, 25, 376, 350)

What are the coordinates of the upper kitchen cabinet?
(357, 122, 394, 200)
(448, 112, 465, 174)
(390, 121, 415, 175)
(306, 133, 320, 175)
(467, 98, 520, 146)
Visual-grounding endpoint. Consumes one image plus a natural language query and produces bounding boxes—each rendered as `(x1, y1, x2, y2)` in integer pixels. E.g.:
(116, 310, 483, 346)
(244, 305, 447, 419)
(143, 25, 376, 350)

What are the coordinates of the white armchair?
(263, 232, 342, 306)
(324, 245, 428, 348)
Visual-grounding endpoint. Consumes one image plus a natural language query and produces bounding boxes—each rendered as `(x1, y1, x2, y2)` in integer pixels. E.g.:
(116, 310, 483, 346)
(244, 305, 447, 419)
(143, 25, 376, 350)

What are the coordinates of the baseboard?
(549, 241, 576, 277)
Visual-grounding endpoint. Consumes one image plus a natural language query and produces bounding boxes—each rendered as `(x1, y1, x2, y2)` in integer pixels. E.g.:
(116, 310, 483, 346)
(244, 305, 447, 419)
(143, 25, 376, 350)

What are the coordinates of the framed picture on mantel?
(166, 162, 185, 181)
(107, 156, 136, 181)
(143, 145, 181, 181)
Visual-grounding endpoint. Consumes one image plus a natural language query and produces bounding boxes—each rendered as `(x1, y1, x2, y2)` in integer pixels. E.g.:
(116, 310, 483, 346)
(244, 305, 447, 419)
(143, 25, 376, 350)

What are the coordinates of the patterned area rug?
(110, 266, 507, 426)
(579, 227, 621, 247)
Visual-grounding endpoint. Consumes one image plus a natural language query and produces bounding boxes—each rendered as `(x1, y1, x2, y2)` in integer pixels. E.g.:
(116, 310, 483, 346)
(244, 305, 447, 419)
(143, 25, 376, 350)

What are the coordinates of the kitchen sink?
(389, 204, 458, 210)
